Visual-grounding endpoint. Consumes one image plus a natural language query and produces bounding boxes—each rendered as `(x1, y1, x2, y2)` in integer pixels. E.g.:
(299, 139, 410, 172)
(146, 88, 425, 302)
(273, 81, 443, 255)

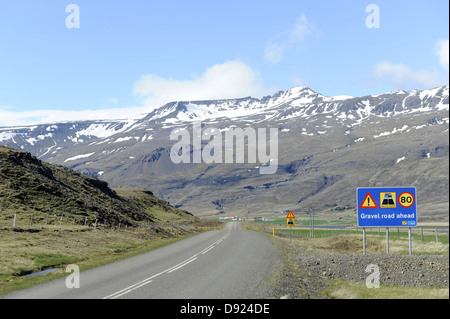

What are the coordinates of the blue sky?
(0, 0, 448, 126)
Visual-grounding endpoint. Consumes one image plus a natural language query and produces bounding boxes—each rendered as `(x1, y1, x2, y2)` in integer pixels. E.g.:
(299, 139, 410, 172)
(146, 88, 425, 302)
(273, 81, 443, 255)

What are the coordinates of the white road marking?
(165, 255, 198, 273)
(201, 246, 215, 254)
(167, 257, 197, 273)
(107, 280, 153, 299)
(103, 230, 231, 299)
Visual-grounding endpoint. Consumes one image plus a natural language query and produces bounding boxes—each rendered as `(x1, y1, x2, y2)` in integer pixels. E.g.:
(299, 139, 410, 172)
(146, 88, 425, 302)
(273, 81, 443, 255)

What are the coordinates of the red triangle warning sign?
(286, 211, 295, 219)
(359, 192, 379, 208)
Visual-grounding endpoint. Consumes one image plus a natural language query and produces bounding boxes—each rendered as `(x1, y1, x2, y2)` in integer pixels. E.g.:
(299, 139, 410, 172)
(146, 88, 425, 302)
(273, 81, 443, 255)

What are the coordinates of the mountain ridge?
(1, 85, 448, 221)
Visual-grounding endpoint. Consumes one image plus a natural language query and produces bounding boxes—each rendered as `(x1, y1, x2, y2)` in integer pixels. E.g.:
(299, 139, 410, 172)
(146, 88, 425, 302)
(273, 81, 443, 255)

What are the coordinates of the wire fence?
(0, 211, 199, 234)
(249, 224, 449, 243)
(1, 212, 129, 229)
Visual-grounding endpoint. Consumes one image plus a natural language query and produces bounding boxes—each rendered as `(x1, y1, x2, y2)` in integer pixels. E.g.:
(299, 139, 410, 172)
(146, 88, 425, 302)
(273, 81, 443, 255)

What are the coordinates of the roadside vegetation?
(254, 220, 449, 299)
(0, 145, 221, 296)
(0, 221, 219, 296)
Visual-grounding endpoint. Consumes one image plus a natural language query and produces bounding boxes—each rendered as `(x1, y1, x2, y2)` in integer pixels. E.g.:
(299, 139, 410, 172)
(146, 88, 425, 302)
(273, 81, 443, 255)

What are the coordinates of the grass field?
(245, 215, 449, 255)
(272, 228, 449, 250)
(325, 280, 449, 299)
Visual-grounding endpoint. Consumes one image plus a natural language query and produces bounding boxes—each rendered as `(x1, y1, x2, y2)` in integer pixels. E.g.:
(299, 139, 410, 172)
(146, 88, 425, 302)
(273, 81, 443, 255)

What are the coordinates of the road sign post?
(286, 211, 295, 243)
(357, 187, 417, 255)
(363, 227, 366, 255)
(408, 227, 412, 255)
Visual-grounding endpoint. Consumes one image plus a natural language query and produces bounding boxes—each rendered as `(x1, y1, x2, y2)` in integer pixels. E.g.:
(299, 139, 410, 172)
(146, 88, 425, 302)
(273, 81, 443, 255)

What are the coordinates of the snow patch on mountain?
(64, 152, 95, 162)
(75, 120, 139, 139)
(374, 125, 409, 138)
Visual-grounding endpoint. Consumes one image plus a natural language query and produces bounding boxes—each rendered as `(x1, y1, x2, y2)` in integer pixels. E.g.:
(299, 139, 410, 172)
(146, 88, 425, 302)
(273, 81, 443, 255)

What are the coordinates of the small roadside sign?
(357, 187, 417, 227)
(286, 211, 295, 227)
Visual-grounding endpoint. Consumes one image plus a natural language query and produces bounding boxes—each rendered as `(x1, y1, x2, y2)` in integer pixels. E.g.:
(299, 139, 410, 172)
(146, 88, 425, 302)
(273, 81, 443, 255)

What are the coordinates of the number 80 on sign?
(398, 192, 414, 208)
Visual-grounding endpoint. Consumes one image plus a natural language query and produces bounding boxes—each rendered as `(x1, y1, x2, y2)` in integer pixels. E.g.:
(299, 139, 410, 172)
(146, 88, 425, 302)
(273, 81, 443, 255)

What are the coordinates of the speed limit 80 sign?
(398, 192, 415, 208)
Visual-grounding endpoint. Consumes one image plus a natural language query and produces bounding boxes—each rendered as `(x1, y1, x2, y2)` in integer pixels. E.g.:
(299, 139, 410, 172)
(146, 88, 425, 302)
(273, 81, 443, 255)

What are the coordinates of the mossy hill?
(0, 145, 205, 227)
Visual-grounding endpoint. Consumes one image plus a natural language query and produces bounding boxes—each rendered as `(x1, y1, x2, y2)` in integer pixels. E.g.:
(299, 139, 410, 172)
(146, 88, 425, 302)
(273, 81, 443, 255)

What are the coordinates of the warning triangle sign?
(286, 211, 295, 219)
(359, 192, 378, 208)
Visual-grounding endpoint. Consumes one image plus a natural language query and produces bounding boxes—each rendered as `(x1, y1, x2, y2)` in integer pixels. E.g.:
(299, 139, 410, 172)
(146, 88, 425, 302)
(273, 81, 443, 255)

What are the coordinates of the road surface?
(2, 222, 280, 299)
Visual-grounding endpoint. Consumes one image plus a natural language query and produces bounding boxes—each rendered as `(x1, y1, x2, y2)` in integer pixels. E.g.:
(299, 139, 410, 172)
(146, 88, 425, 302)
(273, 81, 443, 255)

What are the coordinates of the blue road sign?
(357, 187, 417, 227)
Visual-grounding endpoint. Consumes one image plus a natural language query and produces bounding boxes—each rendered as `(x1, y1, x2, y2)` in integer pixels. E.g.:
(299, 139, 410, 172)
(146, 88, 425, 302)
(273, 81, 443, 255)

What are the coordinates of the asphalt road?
(2, 222, 280, 299)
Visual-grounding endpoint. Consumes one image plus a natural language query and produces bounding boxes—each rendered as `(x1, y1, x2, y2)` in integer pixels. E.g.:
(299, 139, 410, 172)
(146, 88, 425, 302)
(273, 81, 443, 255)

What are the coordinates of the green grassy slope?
(0, 145, 204, 227)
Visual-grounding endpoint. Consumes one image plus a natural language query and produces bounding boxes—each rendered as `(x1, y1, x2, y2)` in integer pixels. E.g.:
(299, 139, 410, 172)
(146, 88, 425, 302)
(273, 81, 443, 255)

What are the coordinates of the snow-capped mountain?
(1, 85, 448, 220)
(1, 85, 447, 159)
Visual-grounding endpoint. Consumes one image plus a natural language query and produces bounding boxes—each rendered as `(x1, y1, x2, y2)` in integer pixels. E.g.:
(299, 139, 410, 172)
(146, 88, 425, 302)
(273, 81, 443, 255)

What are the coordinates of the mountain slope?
(0, 145, 201, 228)
(1, 85, 448, 221)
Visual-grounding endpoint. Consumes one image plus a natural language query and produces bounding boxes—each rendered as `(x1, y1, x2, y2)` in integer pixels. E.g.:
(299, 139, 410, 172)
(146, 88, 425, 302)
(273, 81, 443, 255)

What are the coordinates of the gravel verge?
(291, 253, 448, 288)
(262, 235, 449, 299)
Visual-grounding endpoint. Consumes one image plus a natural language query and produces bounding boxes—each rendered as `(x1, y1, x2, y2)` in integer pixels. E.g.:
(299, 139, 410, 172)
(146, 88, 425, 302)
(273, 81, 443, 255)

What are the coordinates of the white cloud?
(289, 75, 308, 87)
(133, 60, 272, 110)
(370, 39, 449, 91)
(107, 97, 119, 105)
(290, 14, 315, 43)
(436, 39, 449, 70)
(264, 41, 285, 64)
(0, 60, 273, 127)
(264, 13, 316, 64)
(0, 107, 148, 127)
(372, 61, 447, 89)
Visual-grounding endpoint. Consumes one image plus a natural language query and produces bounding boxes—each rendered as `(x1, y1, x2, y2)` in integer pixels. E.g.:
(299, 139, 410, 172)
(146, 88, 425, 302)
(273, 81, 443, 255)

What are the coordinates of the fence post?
(386, 227, 389, 255)
(435, 228, 439, 243)
(45, 214, 49, 225)
(13, 213, 16, 227)
(30, 214, 34, 226)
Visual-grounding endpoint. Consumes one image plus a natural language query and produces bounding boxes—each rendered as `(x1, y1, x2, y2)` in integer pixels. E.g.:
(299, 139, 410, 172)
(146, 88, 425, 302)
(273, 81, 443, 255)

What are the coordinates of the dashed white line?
(103, 274, 157, 299)
(103, 230, 230, 299)
(201, 246, 215, 254)
(167, 257, 197, 273)
(165, 256, 198, 273)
